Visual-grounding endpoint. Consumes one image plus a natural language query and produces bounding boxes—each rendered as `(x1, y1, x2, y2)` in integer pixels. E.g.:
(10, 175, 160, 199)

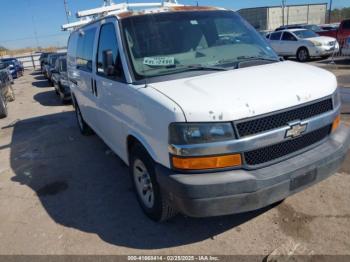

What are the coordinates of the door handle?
(94, 79, 98, 97)
(90, 79, 98, 97)
(91, 78, 94, 95)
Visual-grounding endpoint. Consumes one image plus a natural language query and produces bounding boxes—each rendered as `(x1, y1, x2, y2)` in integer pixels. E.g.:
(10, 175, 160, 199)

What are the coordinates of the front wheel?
(130, 144, 177, 222)
(7, 85, 15, 102)
(296, 47, 309, 62)
(0, 94, 8, 119)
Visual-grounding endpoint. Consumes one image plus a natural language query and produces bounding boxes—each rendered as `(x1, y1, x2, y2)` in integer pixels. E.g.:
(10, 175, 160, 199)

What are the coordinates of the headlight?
(169, 122, 235, 145)
(310, 40, 322, 47)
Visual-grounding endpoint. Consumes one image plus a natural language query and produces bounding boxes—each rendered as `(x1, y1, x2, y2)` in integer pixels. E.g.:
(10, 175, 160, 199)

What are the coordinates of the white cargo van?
(67, 5, 350, 221)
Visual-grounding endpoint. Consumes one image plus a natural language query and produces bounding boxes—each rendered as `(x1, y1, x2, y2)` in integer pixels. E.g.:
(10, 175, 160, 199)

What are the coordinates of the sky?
(0, 0, 349, 49)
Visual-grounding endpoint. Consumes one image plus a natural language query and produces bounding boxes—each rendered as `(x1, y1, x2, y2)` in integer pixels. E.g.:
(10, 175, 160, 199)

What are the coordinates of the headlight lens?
(310, 40, 322, 46)
(169, 122, 235, 145)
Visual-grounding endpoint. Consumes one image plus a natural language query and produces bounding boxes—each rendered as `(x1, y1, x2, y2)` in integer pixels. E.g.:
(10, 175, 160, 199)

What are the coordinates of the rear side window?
(67, 33, 78, 69)
(270, 32, 282, 40)
(77, 28, 96, 72)
(96, 23, 124, 80)
(282, 32, 296, 41)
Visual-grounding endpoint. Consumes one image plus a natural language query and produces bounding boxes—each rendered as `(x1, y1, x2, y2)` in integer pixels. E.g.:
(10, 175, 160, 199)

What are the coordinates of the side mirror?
(102, 49, 115, 76)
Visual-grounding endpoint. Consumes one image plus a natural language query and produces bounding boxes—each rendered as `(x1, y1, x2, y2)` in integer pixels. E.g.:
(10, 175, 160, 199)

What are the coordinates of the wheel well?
(297, 46, 309, 53)
(127, 135, 140, 156)
(127, 135, 152, 162)
(71, 93, 77, 108)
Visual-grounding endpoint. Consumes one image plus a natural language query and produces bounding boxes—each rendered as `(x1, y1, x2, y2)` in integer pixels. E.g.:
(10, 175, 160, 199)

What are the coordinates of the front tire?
(130, 144, 176, 222)
(7, 85, 15, 102)
(296, 47, 309, 62)
(0, 94, 8, 119)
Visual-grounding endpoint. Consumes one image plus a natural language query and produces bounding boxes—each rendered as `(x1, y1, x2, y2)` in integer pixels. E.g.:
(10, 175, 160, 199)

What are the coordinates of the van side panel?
(68, 20, 186, 168)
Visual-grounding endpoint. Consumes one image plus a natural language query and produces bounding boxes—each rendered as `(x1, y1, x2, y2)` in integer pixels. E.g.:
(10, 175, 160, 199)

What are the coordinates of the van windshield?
(121, 10, 278, 80)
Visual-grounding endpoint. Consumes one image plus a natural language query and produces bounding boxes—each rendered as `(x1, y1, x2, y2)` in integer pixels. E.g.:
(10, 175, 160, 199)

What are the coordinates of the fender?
(126, 130, 159, 166)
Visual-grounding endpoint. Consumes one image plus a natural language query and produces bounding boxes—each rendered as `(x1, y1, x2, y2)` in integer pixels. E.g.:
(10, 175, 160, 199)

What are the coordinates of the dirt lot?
(0, 58, 350, 257)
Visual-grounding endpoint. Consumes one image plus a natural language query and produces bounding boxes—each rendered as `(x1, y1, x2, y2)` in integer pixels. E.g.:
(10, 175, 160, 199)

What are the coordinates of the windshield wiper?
(175, 64, 229, 72)
(236, 56, 279, 62)
(235, 56, 280, 69)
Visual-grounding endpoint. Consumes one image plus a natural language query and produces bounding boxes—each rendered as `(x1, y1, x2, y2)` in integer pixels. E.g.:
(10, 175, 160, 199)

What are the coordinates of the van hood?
(149, 61, 337, 122)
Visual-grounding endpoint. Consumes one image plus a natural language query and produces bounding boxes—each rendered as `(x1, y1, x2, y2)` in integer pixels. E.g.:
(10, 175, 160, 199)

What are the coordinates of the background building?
(238, 3, 328, 31)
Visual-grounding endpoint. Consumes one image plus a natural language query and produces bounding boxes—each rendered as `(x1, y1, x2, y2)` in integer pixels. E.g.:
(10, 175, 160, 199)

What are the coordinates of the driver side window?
(96, 23, 124, 81)
(282, 32, 296, 41)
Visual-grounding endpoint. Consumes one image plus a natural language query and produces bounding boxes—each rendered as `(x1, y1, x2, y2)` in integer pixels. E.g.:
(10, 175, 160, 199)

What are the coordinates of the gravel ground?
(0, 60, 349, 257)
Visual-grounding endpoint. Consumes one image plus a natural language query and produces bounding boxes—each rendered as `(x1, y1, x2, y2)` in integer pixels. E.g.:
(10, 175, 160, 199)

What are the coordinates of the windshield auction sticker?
(143, 57, 175, 66)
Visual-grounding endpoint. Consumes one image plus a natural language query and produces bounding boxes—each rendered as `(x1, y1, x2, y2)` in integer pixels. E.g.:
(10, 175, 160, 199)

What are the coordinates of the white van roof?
(62, 1, 225, 31)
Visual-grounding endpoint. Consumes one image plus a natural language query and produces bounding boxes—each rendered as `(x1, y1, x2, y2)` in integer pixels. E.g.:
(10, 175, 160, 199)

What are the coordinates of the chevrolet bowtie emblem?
(286, 122, 308, 138)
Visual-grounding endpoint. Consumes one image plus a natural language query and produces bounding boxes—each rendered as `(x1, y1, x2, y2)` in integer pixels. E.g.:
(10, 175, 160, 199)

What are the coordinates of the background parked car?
(0, 67, 15, 118)
(0, 62, 14, 84)
(44, 53, 65, 85)
(342, 36, 350, 56)
(51, 56, 71, 103)
(39, 52, 54, 73)
(267, 29, 339, 62)
(275, 24, 325, 34)
(320, 23, 340, 31)
(317, 19, 350, 47)
(0, 58, 24, 79)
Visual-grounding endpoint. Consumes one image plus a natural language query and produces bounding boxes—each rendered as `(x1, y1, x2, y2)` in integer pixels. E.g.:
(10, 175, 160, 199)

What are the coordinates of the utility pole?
(328, 0, 333, 23)
(64, 0, 70, 23)
(104, 0, 113, 6)
(282, 0, 286, 26)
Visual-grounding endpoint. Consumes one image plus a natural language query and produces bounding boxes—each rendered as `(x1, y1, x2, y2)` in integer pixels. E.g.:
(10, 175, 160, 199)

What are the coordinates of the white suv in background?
(267, 29, 339, 62)
(67, 6, 350, 221)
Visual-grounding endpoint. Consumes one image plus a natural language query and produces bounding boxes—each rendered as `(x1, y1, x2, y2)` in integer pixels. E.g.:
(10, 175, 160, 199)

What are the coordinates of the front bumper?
(309, 44, 340, 57)
(156, 124, 350, 217)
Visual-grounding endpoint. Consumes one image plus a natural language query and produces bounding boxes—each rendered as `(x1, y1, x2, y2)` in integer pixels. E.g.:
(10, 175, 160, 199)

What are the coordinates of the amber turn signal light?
(172, 154, 242, 170)
(332, 115, 341, 132)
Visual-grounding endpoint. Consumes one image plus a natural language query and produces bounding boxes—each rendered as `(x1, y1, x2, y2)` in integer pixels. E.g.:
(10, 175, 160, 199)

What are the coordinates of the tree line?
(330, 7, 350, 23)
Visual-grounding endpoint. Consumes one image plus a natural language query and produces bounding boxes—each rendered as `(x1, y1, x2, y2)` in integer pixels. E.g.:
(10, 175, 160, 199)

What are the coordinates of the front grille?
(236, 98, 333, 137)
(244, 125, 332, 166)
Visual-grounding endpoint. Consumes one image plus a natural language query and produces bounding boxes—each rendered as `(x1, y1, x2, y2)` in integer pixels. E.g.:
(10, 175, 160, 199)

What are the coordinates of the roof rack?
(61, 0, 181, 31)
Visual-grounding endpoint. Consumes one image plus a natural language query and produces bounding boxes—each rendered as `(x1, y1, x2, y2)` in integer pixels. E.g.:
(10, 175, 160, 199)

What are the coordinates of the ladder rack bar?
(62, 1, 182, 31)
(61, 19, 92, 31)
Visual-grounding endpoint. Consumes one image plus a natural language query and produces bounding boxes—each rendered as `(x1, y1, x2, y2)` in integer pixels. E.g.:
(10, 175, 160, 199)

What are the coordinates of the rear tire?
(0, 94, 8, 119)
(74, 99, 94, 136)
(129, 144, 177, 222)
(296, 47, 309, 62)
